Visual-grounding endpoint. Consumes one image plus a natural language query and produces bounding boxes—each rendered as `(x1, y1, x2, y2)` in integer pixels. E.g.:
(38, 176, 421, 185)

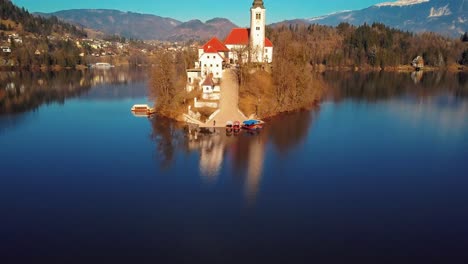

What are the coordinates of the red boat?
(233, 121, 241, 131)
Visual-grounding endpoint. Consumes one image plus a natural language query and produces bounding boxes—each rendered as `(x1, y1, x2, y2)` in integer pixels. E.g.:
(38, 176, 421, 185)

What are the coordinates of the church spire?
(252, 0, 264, 8)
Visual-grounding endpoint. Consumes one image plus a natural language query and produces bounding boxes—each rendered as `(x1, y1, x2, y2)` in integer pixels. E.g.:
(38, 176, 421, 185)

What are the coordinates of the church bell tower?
(250, 0, 266, 63)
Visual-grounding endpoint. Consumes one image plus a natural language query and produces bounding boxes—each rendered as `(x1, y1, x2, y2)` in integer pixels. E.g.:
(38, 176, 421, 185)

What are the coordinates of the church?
(187, 0, 273, 91)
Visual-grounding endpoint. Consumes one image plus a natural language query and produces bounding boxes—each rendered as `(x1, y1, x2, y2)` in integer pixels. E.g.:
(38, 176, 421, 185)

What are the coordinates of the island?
(149, 0, 468, 127)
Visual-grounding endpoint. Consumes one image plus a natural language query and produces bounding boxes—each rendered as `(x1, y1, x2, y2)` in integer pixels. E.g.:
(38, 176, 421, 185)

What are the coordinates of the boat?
(131, 104, 156, 116)
(233, 121, 241, 132)
(242, 119, 264, 131)
(226, 121, 233, 136)
(91, 62, 114, 69)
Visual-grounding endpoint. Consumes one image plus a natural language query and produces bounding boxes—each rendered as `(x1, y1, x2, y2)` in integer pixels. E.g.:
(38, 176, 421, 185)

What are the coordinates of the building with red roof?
(187, 0, 273, 92)
(195, 37, 229, 80)
(224, 27, 273, 64)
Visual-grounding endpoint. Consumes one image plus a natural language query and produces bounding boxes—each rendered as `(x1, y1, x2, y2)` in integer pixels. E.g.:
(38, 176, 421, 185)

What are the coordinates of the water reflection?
(184, 126, 269, 202)
(149, 116, 187, 169)
(148, 71, 468, 203)
(0, 68, 147, 115)
(411, 70, 424, 84)
(150, 111, 316, 202)
(324, 71, 468, 137)
(188, 128, 225, 181)
(324, 71, 468, 102)
(387, 96, 468, 137)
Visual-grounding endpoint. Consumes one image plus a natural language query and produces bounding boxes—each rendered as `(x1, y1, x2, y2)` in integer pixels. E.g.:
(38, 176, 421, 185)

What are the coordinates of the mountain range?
(278, 0, 467, 38)
(37, 9, 237, 41)
(36, 0, 467, 40)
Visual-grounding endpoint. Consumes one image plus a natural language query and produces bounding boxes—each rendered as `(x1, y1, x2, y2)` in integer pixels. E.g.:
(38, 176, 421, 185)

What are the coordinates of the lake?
(1, 69, 467, 263)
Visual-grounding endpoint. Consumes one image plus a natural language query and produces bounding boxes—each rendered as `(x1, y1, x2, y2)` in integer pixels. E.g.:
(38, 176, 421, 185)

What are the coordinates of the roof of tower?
(252, 0, 264, 8)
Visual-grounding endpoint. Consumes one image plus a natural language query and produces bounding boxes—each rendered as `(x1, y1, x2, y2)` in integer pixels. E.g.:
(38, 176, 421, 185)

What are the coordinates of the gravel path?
(201, 69, 247, 128)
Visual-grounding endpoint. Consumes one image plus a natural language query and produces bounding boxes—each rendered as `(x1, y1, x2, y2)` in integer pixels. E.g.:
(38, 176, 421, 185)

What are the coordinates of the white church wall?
(250, 6, 266, 63)
(265, 47, 273, 63)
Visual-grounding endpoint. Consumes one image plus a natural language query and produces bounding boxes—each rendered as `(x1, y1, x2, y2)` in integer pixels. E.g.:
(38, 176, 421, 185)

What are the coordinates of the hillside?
(37, 9, 180, 40)
(38, 9, 238, 41)
(0, 0, 86, 37)
(275, 0, 467, 38)
(167, 18, 237, 41)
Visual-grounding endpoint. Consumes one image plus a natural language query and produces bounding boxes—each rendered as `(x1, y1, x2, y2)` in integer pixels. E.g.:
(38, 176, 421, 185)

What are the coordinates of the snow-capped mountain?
(283, 0, 467, 38)
(375, 0, 430, 7)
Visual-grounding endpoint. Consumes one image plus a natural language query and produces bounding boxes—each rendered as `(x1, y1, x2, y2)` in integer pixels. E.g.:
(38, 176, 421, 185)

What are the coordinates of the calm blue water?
(1, 70, 467, 263)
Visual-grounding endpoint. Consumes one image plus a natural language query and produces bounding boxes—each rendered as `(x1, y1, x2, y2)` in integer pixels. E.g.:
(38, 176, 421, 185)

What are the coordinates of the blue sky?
(12, 0, 388, 26)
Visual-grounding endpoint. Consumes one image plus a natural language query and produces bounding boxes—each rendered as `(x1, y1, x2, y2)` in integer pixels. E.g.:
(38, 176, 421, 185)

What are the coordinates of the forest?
(238, 23, 468, 117)
(267, 23, 467, 69)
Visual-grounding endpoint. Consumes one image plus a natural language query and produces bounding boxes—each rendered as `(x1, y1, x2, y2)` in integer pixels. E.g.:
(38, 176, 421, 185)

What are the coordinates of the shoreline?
(1, 63, 466, 72)
(155, 99, 322, 127)
(313, 64, 468, 73)
(0, 63, 149, 72)
(153, 64, 467, 125)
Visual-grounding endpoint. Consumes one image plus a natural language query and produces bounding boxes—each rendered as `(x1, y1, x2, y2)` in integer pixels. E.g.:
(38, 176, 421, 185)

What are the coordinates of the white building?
(224, 0, 273, 64)
(1, 46, 11, 53)
(187, 0, 273, 88)
(198, 37, 229, 79)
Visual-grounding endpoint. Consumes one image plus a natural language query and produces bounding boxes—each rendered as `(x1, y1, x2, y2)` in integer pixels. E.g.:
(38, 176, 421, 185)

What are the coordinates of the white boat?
(131, 104, 155, 116)
(91, 62, 114, 69)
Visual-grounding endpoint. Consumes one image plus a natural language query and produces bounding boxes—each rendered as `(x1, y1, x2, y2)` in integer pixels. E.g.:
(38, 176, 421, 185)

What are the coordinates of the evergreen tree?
(461, 32, 468, 42)
(460, 49, 468, 66)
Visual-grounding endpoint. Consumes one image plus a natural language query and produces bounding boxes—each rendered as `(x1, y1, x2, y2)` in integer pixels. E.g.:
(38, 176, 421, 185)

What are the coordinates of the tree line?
(7, 37, 84, 68)
(149, 49, 198, 119)
(267, 23, 467, 69)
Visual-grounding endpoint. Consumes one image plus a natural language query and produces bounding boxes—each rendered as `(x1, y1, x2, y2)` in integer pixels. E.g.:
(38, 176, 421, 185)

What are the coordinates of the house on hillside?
(1, 46, 11, 53)
(198, 37, 229, 79)
(412, 56, 424, 70)
(202, 74, 220, 95)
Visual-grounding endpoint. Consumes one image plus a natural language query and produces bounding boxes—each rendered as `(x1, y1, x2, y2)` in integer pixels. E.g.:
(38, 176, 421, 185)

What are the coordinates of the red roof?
(202, 37, 229, 53)
(224, 28, 273, 47)
(202, 75, 215, 86)
(225, 28, 250, 45)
